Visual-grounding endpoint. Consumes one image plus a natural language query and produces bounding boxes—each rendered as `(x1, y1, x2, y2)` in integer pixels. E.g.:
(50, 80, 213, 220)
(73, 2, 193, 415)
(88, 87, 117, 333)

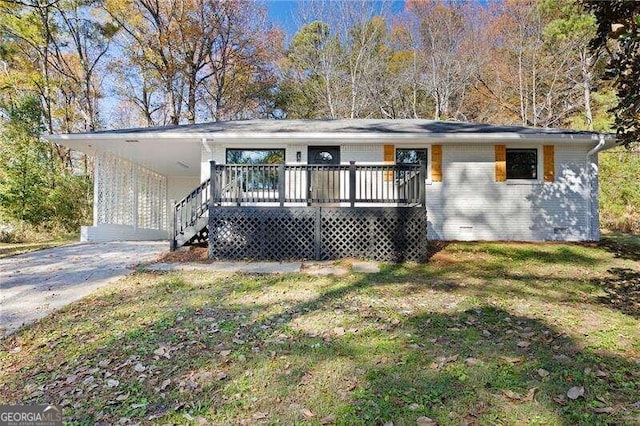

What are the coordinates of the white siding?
(341, 144, 383, 163)
(426, 143, 596, 241)
(198, 140, 599, 242)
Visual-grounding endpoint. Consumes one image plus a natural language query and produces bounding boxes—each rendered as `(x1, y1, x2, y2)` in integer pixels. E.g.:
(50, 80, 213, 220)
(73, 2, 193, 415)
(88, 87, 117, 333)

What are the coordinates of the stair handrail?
(171, 175, 245, 249)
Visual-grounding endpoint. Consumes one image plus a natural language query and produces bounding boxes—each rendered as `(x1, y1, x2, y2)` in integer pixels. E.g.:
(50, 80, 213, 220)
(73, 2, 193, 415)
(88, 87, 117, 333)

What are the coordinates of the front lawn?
(1, 239, 639, 424)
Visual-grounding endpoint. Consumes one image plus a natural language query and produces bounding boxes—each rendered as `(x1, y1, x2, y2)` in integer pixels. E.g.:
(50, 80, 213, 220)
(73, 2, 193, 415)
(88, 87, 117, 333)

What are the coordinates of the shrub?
(599, 147, 640, 234)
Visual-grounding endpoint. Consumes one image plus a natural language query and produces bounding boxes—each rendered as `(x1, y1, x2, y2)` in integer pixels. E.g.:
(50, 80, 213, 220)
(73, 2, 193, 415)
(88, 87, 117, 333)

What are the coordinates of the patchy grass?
(0, 239, 77, 259)
(1, 239, 639, 425)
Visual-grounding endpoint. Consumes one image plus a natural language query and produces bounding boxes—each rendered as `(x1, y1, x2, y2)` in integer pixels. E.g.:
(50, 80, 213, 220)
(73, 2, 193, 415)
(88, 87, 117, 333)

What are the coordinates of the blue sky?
(266, 0, 407, 37)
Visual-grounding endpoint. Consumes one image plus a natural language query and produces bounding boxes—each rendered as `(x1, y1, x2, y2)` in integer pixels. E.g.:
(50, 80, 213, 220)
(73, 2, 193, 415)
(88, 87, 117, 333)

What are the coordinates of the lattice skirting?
(209, 207, 427, 262)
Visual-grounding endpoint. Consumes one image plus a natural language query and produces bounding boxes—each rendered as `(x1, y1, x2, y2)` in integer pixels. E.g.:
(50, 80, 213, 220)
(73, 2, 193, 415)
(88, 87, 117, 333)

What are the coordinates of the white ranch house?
(45, 119, 617, 260)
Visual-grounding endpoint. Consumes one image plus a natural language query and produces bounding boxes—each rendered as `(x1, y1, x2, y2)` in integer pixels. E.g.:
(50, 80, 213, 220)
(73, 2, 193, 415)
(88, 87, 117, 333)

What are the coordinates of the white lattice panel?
(94, 152, 167, 230)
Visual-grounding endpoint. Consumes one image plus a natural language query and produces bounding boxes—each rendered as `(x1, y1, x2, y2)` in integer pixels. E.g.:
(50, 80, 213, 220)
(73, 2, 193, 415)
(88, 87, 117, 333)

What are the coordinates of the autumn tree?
(406, 0, 479, 120)
(279, 20, 341, 118)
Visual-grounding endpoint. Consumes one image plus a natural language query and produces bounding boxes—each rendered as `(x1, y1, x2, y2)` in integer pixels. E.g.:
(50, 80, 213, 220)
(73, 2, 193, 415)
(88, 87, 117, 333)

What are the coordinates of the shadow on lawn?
(597, 236, 640, 262)
(2, 267, 639, 425)
(594, 268, 640, 319)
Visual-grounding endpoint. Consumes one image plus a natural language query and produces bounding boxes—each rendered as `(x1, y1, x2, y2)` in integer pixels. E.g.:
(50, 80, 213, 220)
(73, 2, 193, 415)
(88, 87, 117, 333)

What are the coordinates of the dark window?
(396, 148, 427, 164)
(225, 149, 284, 191)
(506, 148, 538, 180)
(225, 149, 285, 164)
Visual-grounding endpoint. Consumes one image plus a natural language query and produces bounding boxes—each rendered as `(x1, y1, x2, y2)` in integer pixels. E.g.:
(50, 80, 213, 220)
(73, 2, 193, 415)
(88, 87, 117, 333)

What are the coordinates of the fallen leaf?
(502, 389, 524, 401)
(134, 363, 146, 373)
(154, 346, 171, 359)
(416, 416, 437, 426)
(500, 356, 523, 365)
(553, 395, 566, 405)
(593, 407, 614, 414)
(567, 386, 585, 400)
(159, 379, 171, 391)
(465, 357, 482, 366)
(194, 416, 209, 425)
(220, 350, 232, 357)
(116, 392, 130, 401)
(523, 387, 537, 402)
(320, 414, 336, 424)
(300, 408, 315, 418)
(9, 346, 22, 354)
(106, 379, 119, 388)
(501, 388, 536, 403)
(537, 368, 550, 378)
(252, 412, 267, 420)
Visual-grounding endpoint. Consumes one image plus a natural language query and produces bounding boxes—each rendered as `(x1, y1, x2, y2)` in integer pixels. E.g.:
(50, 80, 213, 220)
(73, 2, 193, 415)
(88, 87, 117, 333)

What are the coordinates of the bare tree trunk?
(580, 49, 594, 131)
(186, 72, 197, 124)
(518, 50, 526, 126)
(166, 80, 180, 125)
(531, 51, 537, 127)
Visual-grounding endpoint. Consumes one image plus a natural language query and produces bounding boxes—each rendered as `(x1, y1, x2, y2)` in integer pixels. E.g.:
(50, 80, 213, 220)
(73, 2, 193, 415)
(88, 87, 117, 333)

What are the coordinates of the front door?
(308, 146, 341, 204)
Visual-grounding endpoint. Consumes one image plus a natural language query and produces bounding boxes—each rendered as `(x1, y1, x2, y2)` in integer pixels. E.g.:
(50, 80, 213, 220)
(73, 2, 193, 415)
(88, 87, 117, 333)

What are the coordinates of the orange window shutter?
(495, 145, 506, 182)
(383, 145, 395, 162)
(543, 145, 555, 182)
(383, 144, 395, 181)
(432, 145, 442, 182)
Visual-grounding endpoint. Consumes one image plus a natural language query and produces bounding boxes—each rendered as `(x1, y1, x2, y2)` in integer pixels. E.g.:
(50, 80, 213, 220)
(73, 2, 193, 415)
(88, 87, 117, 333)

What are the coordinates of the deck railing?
(171, 161, 427, 250)
(210, 161, 426, 206)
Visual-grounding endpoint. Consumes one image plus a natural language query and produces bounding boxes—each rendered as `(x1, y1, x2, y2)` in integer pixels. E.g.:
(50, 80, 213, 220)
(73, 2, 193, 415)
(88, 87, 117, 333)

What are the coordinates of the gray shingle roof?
(68, 119, 601, 136)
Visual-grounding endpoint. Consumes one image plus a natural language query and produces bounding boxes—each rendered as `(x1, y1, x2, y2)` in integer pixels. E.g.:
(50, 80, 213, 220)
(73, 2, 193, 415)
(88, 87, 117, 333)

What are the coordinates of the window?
(225, 149, 285, 191)
(396, 148, 427, 164)
(225, 149, 285, 164)
(506, 148, 538, 180)
(394, 148, 428, 183)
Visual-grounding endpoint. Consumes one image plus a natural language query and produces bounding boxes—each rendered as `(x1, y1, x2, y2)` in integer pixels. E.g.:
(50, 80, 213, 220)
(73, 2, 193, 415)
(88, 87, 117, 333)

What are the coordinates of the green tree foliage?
(583, 0, 640, 147)
(0, 96, 91, 232)
(0, 96, 49, 225)
(600, 147, 640, 233)
(278, 21, 340, 119)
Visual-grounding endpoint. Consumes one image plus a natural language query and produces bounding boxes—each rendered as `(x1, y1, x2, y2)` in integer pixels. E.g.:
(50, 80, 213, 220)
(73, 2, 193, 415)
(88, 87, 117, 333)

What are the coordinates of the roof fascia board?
(45, 131, 611, 143)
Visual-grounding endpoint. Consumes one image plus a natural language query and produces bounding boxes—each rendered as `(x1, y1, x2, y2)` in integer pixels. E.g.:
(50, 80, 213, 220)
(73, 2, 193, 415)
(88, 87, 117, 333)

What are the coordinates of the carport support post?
(349, 161, 356, 207)
(169, 199, 176, 251)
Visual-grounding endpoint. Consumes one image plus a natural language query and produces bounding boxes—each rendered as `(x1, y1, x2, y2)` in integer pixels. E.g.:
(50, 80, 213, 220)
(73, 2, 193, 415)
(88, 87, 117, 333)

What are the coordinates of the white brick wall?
(198, 140, 600, 242)
(426, 143, 596, 241)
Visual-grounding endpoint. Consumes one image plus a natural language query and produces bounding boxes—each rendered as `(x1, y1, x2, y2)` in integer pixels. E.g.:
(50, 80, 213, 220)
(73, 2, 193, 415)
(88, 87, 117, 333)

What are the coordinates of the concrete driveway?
(0, 241, 167, 337)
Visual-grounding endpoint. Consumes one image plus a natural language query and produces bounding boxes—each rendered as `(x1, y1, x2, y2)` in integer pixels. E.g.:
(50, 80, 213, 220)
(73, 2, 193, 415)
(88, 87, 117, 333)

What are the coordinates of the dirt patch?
(156, 246, 209, 263)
